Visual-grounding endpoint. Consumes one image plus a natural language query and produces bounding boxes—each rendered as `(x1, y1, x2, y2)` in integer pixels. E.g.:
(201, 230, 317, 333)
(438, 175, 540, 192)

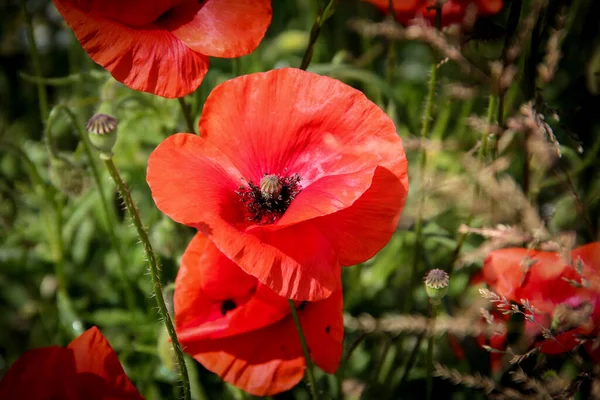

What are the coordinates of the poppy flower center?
(236, 173, 302, 225)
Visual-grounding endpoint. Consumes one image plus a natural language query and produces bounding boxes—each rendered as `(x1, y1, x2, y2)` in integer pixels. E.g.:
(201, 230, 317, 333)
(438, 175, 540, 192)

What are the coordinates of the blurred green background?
(1, 0, 599, 398)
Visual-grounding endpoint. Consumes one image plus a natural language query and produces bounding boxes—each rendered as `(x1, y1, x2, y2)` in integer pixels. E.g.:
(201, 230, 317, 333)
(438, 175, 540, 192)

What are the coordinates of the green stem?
(20, 0, 48, 121)
(178, 97, 197, 134)
(102, 157, 191, 400)
(49, 105, 136, 311)
(299, 0, 341, 71)
(288, 300, 319, 400)
(407, 5, 442, 311)
(426, 300, 440, 400)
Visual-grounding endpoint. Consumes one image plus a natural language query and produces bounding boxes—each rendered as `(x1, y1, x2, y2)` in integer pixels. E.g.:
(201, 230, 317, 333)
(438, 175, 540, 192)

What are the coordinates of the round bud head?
(424, 269, 449, 301)
(260, 174, 283, 200)
(86, 114, 118, 155)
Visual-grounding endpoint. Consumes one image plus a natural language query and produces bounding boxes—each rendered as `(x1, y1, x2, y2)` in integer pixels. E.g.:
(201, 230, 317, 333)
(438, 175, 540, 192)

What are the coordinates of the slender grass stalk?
(299, 0, 341, 71)
(407, 5, 442, 311)
(101, 156, 190, 400)
(20, 0, 48, 121)
(426, 300, 440, 400)
(178, 97, 197, 134)
(288, 300, 319, 400)
(448, 94, 497, 275)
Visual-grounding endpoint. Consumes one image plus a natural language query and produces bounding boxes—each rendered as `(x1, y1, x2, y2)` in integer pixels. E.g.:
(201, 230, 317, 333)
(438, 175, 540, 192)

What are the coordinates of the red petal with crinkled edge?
(0, 347, 73, 400)
(175, 234, 291, 340)
(53, 0, 209, 98)
(67, 327, 144, 400)
(361, 0, 421, 12)
(164, 0, 272, 58)
(180, 286, 343, 395)
(66, 0, 186, 27)
(198, 68, 405, 190)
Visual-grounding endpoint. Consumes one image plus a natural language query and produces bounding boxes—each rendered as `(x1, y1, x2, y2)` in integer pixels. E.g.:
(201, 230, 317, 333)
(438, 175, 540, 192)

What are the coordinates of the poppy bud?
(424, 269, 449, 301)
(260, 174, 283, 200)
(86, 114, 117, 157)
(49, 157, 87, 197)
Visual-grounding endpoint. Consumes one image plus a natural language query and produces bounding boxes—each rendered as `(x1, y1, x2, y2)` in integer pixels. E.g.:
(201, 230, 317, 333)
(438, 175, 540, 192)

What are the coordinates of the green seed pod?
(424, 269, 449, 301)
(86, 114, 118, 156)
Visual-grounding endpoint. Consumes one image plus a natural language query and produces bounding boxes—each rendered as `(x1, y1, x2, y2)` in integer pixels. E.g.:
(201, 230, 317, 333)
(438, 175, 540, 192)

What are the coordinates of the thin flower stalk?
(426, 300, 440, 400)
(51, 105, 136, 312)
(408, 5, 442, 311)
(299, 0, 341, 71)
(177, 97, 197, 134)
(102, 156, 191, 400)
(288, 299, 319, 400)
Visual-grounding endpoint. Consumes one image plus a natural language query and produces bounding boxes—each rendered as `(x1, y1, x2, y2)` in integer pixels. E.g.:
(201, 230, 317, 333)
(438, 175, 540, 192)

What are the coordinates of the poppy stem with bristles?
(102, 156, 191, 400)
(178, 97, 197, 134)
(407, 4, 442, 312)
(288, 299, 319, 400)
(299, 0, 340, 71)
(426, 299, 440, 400)
(48, 105, 136, 315)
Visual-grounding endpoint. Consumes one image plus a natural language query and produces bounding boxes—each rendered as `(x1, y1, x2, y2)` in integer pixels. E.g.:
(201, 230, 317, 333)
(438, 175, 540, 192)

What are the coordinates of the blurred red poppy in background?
(483, 242, 600, 360)
(147, 68, 409, 301)
(361, 0, 503, 27)
(0, 327, 143, 400)
(175, 233, 343, 396)
(52, 0, 272, 98)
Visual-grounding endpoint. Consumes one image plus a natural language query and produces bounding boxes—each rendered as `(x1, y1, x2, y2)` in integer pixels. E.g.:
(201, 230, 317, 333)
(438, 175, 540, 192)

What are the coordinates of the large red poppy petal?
(245, 221, 341, 301)
(60, 0, 186, 27)
(175, 234, 291, 340)
(182, 291, 343, 396)
(147, 133, 245, 228)
(147, 133, 339, 301)
(314, 166, 408, 266)
(165, 0, 272, 58)
(198, 68, 405, 190)
(361, 0, 422, 12)
(53, 0, 209, 98)
(0, 347, 73, 400)
(68, 327, 143, 400)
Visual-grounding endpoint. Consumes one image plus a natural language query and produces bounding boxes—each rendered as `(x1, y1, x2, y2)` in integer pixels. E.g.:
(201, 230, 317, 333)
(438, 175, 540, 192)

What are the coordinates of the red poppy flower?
(175, 233, 344, 396)
(0, 327, 143, 400)
(147, 68, 409, 301)
(361, 0, 503, 26)
(52, 0, 272, 98)
(482, 242, 600, 358)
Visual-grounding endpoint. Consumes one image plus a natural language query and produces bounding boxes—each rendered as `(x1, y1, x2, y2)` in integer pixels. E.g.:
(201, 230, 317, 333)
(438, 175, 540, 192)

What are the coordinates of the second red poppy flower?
(147, 68, 409, 301)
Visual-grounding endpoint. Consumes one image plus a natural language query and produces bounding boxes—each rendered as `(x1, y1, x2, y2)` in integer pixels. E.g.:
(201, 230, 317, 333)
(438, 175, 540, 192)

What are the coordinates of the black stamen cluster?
(236, 173, 301, 225)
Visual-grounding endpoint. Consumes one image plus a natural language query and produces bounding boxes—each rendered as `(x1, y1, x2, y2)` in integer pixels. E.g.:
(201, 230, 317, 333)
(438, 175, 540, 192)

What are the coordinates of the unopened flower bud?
(260, 174, 283, 200)
(424, 269, 449, 301)
(86, 114, 117, 157)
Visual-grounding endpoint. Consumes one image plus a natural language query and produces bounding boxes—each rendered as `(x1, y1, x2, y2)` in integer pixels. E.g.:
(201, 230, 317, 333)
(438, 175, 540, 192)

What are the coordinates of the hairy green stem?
(102, 157, 191, 400)
(407, 5, 442, 311)
(426, 300, 440, 400)
(177, 97, 196, 134)
(20, 0, 48, 121)
(385, 0, 397, 85)
(288, 300, 319, 400)
(299, 0, 341, 71)
(48, 105, 136, 311)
